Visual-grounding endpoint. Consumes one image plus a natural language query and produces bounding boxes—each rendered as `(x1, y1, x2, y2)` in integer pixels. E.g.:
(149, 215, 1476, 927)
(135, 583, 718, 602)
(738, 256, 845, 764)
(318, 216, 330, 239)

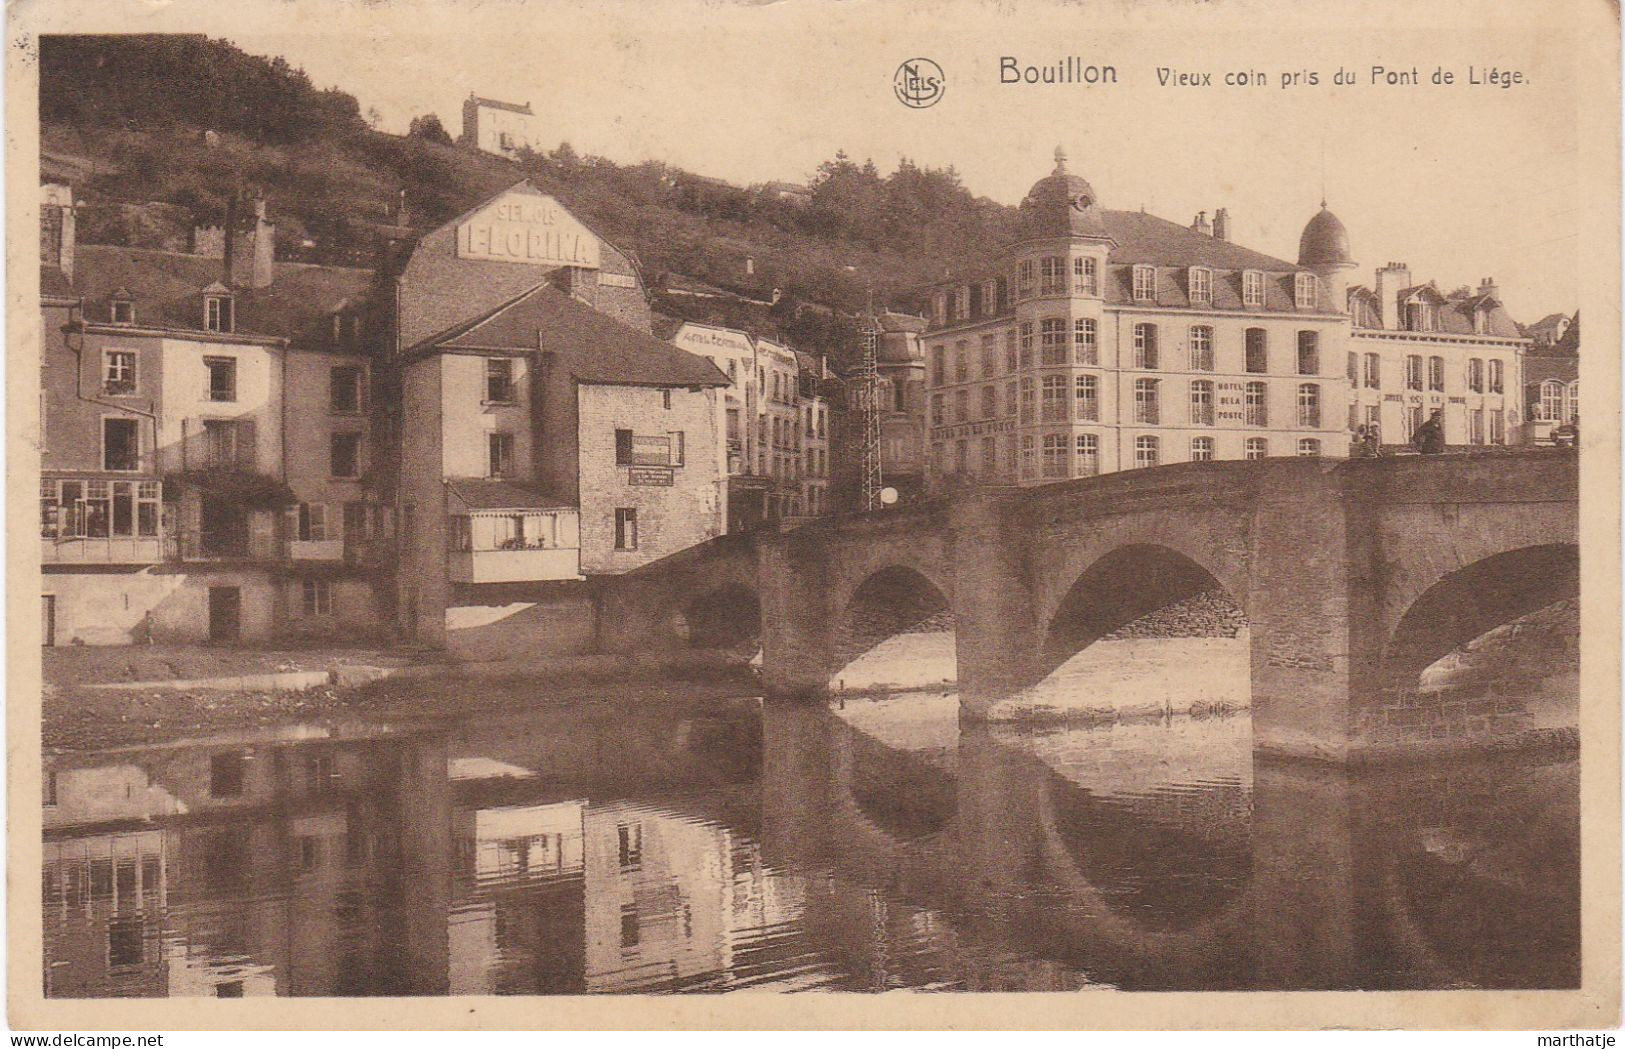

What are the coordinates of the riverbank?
(42, 644, 759, 751)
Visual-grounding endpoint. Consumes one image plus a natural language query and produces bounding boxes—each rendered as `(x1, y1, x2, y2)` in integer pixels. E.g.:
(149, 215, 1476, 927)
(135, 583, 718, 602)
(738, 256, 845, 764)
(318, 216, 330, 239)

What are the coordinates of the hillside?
(41, 34, 1020, 365)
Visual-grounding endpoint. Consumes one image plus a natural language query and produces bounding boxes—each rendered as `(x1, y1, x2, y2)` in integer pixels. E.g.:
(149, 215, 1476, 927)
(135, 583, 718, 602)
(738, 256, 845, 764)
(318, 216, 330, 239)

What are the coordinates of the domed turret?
(1017, 146, 1111, 241)
(1298, 205, 1354, 268)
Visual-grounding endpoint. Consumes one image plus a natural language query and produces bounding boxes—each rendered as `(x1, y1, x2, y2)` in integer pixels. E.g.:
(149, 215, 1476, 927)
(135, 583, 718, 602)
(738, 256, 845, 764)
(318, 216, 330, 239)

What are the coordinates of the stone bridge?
(758, 450, 1578, 762)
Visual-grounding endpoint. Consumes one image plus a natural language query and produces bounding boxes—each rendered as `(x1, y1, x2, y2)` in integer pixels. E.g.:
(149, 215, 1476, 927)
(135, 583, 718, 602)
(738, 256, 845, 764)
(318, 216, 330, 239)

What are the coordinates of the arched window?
(1189, 380, 1214, 425)
(1018, 377, 1035, 423)
(1297, 331, 1319, 375)
(1428, 356, 1445, 391)
(1040, 319, 1068, 365)
(1363, 352, 1381, 389)
(1405, 355, 1423, 390)
(1134, 435, 1160, 469)
(1488, 359, 1504, 394)
(1074, 318, 1098, 365)
(1245, 329, 1268, 373)
(1188, 326, 1214, 371)
(1190, 436, 1215, 462)
(1074, 375, 1099, 421)
(1041, 375, 1068, 422)
(1467, 358, 1484, 393)
(1539, 381, 1563, 421)
(1041, 433, 1069, 477)
(1134, 378, 1160, 424)
(1244, 381, 1268, 426)
(1244, 437, 1268, 460)
(1297, 383, 1321, 428)
(1133, 323, 1159, 369)
(1076, 433, 1099, 476)
(1040, 256, 1067, 295)
(1297, 438, 1322, 457)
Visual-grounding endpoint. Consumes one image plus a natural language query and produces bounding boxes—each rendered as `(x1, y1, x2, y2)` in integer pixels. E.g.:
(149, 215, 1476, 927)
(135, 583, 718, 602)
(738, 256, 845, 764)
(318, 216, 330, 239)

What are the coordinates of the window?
(1406, 301, 1437, 332)
(296, 503, 328, 541)
(210, 752, 245, 798)
(980, 436, 997, 475)
(1540, 381, 1564, 421)
(1134, 378, 1160, 424)
(1297, 438, 1322, 457)
(1074, 319, 1097, 365)
(1042, 434, 1068, 477)
(1468, 408, 1485, 445)
(614, 508, 638, 550)
(980, 281, 997, 316)
(1040, 256, 1066, 295)
(1003, 330, 1018, 372)
(1132, 265, 1157, 301)
(1405, 355, 1424, 391)
(954, 388, 969, 423)
(1245, 437, 1268, 460)
(1019, 378, 1035, 423)
(954, 440, 969, 475)
(1020, 435, 1035, 478)
(930, 394, 945, 427)
(1488, 359, 1504, 394)
(1566, 382, 1579, 423)
(110, 297, 134, 325)
(1074, 256, 1098, 295)
(1428, 356, 1445, 392)
(954, 342, 969, 382)
(1189, 380, 1214, 425)
(1189, 267, 1212, 304)
(1243, 270, 1265, 308)
(668, 431, 685, 467)
(1018, 323, 1034, 367)
(103, 351, 136, 395)
(1005, 381, 1017, 418)
(1365, 404, 1380, 430)
(1294, 273, 1318, 310)
(954, 285, 971, 320)
(980, 385, 996, 420)
(108, 918, 145, 968)
(203, 419, 244, 468)
(1296, 331, 1319, 375)
(103, 418, 138, 472)
(486, 358, 516, 402)
(1076, 434, 1099, 476)
(1134, 435, 1160, 469)
(1467, 358, 1485, 393)
(1075, 375, 1098, 421)
(1188, 326, 1214, 371)
(1191, 436, 1215, 462)
(1297, 384, 1321, 428)
(1016, 260, 1035, 299)
(1040, 319, 1067, 366)
(205, 294, 234, 333)
(930, 346, 945, 385)
(204, 357, 237, 402)
(1041, 375, 1067, 422)
(1133, 324, 1159, 369)
(1490, 409, 1506, 444)
(1244, 329, 1268, 373)
(331, 432, 362, 478)
(1363, 352, 1381, 389)
(1347, 351, 1359, 383)
(614, 428, 635, 465)
(330, 366, 363, 413)
(980, 334, 997, 378)
(1244, 381, 1268, 426)
(1407, 406, 1424, 440)
(303, 579, 333, 616)
(932, 293, 948, 327)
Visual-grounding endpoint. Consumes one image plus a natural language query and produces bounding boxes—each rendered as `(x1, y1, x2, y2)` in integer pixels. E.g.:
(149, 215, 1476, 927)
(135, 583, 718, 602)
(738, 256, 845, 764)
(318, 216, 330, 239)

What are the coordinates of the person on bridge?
(1411, 409, 1446, 454)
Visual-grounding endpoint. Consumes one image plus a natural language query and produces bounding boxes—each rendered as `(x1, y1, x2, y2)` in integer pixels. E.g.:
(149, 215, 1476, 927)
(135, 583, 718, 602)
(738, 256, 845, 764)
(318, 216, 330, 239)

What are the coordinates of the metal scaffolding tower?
(858, 312, 884, 511)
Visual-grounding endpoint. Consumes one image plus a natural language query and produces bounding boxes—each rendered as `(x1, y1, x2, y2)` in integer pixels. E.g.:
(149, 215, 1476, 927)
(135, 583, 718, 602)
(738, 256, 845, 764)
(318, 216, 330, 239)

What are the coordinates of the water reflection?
(42, 690, 1577, 996)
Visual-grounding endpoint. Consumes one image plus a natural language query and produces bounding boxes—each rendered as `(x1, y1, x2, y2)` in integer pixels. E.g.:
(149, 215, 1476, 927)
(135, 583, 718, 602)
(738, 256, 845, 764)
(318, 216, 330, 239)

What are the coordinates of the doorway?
(208, 586, 241, 643)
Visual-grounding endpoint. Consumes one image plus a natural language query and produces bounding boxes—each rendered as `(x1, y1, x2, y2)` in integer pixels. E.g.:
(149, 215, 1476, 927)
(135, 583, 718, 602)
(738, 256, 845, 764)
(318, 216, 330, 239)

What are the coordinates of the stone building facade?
(920, 149, 1349, 489)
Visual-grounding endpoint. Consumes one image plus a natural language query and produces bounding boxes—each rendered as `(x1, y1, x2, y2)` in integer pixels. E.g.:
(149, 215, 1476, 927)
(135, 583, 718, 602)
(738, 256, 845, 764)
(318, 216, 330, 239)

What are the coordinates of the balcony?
(288, 539, 345, 562)
(42, 535, 163, 564)
(449, 546, 581, 584)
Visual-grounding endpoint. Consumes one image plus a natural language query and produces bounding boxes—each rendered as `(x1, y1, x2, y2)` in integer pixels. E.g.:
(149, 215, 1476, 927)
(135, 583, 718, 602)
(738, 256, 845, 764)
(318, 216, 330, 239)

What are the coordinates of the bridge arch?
(828, 564, 957, 690)
(677, 580, 761, 649)
(1378, 542, 1578, 695)
(1036, 542, 1246, 685)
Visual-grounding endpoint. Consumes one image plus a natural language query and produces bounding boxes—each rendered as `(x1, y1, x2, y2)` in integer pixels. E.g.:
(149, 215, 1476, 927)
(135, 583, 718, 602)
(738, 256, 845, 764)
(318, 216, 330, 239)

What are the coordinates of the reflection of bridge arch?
(1377, 543, 1578, 694)
(1037, 542, 1245, 683)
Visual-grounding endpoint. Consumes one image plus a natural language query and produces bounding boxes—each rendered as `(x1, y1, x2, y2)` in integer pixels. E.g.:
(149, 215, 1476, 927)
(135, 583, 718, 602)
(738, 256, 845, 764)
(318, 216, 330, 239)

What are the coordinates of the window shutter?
(237, 419, 257, 469)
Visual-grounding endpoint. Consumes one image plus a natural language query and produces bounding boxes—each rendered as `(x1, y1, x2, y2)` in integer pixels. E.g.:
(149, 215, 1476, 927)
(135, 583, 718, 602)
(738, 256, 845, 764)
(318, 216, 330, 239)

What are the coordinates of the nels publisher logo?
(894, 58, 945, 108)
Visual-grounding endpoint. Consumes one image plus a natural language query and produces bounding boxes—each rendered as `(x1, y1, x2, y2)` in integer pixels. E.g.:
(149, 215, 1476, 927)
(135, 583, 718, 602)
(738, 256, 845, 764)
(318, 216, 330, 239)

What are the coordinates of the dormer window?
(1132, 265, 1156, 302)
(109, 292, 134, 326)
(205, 293, 235, 334)
(1188, 267, 1212, 305)
(1242, 270, 1265, 308)
(1405, 300, 1437, 332)
(1294, 272, 1318, 310)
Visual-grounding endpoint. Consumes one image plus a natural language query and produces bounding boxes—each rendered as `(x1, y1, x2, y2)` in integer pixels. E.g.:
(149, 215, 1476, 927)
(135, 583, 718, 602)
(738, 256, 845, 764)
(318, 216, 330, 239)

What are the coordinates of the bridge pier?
(758, 528, 836, 698)
(949, 494, 1043, 721)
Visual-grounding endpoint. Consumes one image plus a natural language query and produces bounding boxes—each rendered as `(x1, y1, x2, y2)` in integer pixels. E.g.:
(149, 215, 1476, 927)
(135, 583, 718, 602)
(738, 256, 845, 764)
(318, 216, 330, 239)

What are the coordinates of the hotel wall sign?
(628, 465, 675, 486)
(457, 190, 601, 268)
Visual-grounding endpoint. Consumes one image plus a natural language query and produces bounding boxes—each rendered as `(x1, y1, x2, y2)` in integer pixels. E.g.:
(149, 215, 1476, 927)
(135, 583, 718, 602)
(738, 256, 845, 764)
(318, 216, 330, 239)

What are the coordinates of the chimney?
(1374, 262, 1410, 331)
(1478, 276, 1499, 301)
(249, 196, 275, 289)
(222, 196, 237, 287)
(745, 255, 755, 277)
(40, 183, 75, 283)
(1191, 210, 1212, 236)
(1212, 207, 1230, 242)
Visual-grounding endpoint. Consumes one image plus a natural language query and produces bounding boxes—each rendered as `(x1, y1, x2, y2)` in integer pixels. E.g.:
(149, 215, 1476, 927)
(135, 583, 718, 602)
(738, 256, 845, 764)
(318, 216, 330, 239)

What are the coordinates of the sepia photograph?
(7, 0, 1620, 1033)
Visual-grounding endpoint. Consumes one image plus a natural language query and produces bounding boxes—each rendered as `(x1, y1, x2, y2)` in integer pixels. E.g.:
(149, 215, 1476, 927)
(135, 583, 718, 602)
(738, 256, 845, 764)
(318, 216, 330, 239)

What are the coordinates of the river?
(41, 666, 1578, 997)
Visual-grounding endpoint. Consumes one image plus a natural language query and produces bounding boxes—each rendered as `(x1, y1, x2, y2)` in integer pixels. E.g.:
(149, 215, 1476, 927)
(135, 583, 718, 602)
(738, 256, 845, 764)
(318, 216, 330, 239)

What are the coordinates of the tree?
(407, 113, 453, 144)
